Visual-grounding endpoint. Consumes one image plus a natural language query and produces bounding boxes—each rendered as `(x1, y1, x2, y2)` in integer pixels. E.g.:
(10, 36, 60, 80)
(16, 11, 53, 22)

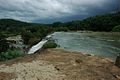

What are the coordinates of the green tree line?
(52, 12, 120, 32)
(0, 11, 120, 54)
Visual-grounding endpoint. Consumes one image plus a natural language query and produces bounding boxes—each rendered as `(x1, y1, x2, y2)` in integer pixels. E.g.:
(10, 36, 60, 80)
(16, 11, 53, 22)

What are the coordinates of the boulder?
(115, 53, 120, 68)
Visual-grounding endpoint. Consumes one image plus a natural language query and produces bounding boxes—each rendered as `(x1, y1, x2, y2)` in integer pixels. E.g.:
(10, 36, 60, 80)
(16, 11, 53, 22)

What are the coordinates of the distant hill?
(0, 11, 120, 32)
(0, 19, 49, 38)
(52, 12, 120, 31)
(81, 11, 120, 31)
(0, 19, 47, 32)
(0, 19, 36, 29)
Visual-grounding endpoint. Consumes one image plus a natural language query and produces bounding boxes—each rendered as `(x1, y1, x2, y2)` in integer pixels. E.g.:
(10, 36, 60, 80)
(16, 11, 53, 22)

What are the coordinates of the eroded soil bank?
(0, 48, 120, 80)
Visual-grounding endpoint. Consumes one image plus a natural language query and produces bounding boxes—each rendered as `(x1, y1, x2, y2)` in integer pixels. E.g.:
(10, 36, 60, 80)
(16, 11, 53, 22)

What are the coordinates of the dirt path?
(0, 48, 120, 80)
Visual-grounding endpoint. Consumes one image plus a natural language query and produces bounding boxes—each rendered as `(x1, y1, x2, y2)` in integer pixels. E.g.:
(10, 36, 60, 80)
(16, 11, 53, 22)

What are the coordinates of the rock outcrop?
(0, 48, 120, 80)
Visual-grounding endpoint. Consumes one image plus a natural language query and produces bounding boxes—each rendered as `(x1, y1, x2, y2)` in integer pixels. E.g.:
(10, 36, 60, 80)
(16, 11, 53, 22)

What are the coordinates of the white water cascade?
(28, 34, 53, 54)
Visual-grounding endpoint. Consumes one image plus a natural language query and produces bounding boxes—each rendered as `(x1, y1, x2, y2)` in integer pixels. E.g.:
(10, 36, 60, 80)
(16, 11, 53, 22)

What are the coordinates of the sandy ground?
(0, 48, 120, 80)
(0, 60, 64, 80)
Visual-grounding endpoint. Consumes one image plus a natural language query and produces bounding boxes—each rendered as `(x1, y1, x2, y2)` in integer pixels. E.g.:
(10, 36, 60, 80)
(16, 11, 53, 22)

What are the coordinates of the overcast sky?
(0, 0, 119, 23)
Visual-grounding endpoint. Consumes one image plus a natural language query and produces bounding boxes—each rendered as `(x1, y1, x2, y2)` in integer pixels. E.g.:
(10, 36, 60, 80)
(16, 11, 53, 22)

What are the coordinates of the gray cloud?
(0, 0, 119, 23)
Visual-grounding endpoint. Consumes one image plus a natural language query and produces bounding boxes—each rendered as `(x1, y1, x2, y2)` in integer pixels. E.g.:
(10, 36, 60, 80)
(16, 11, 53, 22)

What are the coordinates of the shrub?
(42, 41, 57, 49)
(0, 49, 24, 61)
(28, 38, 41, 47)
(21, 32, 34, 45)
(112, 25, 120, 32)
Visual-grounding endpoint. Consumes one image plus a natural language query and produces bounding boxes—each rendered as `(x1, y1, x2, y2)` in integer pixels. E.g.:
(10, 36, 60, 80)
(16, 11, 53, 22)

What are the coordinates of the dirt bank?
(0, 48, 120, 80)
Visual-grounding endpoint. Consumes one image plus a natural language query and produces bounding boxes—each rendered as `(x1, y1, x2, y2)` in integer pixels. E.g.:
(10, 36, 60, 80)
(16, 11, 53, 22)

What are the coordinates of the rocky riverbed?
(0, 48, 120, 80)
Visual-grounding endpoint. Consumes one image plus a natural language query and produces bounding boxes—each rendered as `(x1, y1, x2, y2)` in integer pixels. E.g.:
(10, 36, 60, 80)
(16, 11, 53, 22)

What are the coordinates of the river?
(52, 32, 120, 59)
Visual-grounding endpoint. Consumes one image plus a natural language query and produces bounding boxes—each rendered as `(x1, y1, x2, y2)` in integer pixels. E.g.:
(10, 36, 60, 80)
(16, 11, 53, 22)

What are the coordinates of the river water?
(52, 32, 120, 59)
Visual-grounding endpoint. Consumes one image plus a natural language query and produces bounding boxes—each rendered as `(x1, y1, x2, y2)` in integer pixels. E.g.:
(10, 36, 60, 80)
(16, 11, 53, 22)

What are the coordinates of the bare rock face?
(115, 53, 120, 68)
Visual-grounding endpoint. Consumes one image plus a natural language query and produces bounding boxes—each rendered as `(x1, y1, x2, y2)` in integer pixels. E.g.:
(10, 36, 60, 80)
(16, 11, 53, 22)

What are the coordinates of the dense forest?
(0, 12, 120, 60)
(52, 12, 120, 32)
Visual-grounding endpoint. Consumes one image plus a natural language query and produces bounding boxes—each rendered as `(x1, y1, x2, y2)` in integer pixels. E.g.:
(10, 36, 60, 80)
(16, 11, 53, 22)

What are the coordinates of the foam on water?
(28, 40, 48, 54)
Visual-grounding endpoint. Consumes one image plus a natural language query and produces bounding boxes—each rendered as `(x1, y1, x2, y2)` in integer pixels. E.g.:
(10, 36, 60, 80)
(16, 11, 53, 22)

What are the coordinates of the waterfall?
(28, 40, 48, 54)
(28, 33, 53, 54)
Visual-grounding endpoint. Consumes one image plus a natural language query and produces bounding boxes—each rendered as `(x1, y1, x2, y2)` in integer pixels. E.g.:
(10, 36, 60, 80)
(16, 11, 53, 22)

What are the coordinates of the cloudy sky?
(0, 0, 119, 23)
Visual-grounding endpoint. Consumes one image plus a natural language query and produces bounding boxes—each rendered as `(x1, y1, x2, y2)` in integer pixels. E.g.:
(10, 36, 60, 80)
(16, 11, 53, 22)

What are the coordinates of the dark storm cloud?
(0, 0, 119, 23)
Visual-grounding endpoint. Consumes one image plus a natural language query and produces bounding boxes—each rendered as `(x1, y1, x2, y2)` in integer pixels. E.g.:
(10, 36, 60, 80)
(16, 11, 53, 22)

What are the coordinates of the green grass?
(0, 49, 24, 61)
(42, 41, 57, 49)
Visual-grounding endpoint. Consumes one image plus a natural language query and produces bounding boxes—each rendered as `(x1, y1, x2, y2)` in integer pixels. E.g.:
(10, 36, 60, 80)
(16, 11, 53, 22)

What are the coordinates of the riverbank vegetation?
(0, 11, 120, 61)
(43, 41, 57, 49)
(112, 25, 120, 32)
(0, 49, 24, 61)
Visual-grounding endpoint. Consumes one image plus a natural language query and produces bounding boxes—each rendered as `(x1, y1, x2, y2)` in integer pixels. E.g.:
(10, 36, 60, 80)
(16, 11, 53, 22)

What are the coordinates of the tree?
(0, 38, 9, 53)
